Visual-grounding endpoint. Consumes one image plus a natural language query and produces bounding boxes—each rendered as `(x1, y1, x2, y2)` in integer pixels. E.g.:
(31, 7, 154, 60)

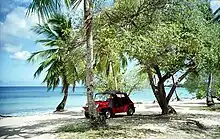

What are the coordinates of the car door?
(114, 94, 126, 113)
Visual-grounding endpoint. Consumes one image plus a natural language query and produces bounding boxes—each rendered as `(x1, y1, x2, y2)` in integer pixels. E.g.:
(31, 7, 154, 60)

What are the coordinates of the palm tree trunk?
(111, 61, 118, 90)
(84, 0, 105, 126)
(56, 77, 69, 112)
(85, 0, 95, 116)
(206, 73, 214, 106)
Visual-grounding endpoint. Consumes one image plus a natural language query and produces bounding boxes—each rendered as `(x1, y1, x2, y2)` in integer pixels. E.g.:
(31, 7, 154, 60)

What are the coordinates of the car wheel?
(127, 107, 134, 116)
(104, 110, 112, 119)
(85, 112, 89, 118)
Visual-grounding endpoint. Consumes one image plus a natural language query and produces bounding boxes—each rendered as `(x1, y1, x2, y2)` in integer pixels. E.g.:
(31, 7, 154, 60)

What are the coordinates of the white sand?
(0, 99, 220, 139)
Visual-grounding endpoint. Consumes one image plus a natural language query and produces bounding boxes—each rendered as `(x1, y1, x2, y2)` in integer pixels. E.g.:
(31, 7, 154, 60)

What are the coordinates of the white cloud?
(2, 43, 31, 61)
(10, 51, 31, 60)
(0, 6, 38, 40)
(2, 43, 22, 53)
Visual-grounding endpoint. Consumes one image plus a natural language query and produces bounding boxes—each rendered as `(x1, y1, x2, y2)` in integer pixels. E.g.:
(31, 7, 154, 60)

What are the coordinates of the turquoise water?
(0, 86, 193, 116)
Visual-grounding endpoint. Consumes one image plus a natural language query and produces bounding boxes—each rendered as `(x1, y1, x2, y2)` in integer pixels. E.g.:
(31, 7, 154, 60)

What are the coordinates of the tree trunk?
(166, 69, 191, 103)
(84, 0, 106, 127)
(158, 82, 169, 115)
(147, 67, 168, 115)
(147, 66, 195, 115)
(206, 73, 214, 106)
(111, 61, 118, 90)
(175, 91, 180, 101)
(56, 77, 69, 112)
(172, 76, 180, 101)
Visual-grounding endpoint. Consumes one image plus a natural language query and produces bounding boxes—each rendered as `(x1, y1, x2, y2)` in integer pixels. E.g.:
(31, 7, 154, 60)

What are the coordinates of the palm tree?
(28, 14, 80, 111)
(27, 0, 103, 125)
(28, 48, 70, 111)
(93, 20, 128, 91)
(94, 48, 128, 91)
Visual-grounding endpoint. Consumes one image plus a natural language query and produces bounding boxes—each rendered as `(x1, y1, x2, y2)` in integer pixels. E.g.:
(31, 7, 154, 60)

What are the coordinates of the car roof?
(96, 90, 127, 95)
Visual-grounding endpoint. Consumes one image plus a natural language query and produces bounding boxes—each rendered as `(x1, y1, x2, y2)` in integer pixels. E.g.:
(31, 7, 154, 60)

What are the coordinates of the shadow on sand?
(0, 117, 83, 139)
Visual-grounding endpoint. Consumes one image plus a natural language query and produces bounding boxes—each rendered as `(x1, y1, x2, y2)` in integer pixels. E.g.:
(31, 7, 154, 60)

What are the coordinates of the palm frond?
(32, 23, 58, 40)
(213, 7, 220, 16)
(43, 59, 62, 90)
(27, 0, 83, 21)
(35, 39, 59, 47)
(26, 0, 62, 20)
(48, 14, 72, 39)
(27, 48, 58, 63)
(71, 0, 83, 10)
(33, 54, 58, 77)
(63, 0, 83, 10)
(213, 14, 220, 23)
(213, 7, 220, 23)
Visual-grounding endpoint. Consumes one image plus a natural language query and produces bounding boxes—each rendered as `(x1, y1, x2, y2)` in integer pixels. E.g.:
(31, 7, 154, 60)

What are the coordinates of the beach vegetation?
(184, 71, 220, 100)
(27, 0, 220, 120)
(28, 14, 85, 112)
(94, 66, 149, 95)
(184, 5, 220, 106)
(27, 0, 110, 127)
(94, 0, 219, 114)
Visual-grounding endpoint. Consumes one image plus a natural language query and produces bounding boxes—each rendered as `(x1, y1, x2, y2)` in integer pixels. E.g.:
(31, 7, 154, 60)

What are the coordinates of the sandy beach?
(1, 99, 220, 139)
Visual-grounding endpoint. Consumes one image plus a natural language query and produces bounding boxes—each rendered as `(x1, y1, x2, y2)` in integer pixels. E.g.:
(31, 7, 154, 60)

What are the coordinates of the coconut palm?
(94, 46, 128, 91)
(28, 48, 70, 111)
(28, 13, 82, 111)
(27, 0, 104, 125)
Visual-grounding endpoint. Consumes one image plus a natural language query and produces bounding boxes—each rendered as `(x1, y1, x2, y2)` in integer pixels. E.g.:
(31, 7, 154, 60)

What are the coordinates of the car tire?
(85, 112, 89, 118)
(104, 109, 112, 119)
(127, 107, 134, 116)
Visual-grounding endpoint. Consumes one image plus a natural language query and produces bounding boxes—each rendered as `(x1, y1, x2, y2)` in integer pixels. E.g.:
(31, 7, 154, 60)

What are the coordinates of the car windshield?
(95, 94, 111, 101)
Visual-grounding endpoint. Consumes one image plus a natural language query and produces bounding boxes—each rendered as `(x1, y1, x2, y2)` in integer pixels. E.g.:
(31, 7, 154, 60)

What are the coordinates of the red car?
(83, 90, 135, 119)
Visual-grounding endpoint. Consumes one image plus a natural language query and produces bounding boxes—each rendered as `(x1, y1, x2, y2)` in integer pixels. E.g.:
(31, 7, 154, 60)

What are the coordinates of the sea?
(0, 86, 194, 116)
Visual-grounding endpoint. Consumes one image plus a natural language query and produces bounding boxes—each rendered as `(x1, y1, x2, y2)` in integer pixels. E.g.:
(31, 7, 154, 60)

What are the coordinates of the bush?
(196, 90, 205, 99)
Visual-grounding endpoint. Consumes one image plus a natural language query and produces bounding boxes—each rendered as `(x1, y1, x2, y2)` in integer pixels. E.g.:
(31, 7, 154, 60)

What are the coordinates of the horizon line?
(0, 85, 85, 87)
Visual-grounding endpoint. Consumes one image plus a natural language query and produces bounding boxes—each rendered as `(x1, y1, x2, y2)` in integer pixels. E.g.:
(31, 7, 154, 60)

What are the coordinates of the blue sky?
(0, 0, 220, 86)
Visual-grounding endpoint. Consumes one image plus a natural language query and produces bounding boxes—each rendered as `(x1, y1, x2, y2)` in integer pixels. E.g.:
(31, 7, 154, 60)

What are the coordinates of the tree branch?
(146, 67, 156, 93)
(153, 65, 162, 80)
(166, 67, 196, 103)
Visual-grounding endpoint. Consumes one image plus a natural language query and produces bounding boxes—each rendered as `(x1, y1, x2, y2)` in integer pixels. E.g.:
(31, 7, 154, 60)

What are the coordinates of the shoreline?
(0, 98, 217, 118)
(1, 98, 219, 119)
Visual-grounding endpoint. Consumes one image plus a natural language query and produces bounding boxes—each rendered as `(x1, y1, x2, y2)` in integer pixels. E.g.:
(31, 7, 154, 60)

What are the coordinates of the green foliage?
(92, 0, 220, 114)
(184, 71, 220, 99)
(120, 67, 149, 95)
(94, 66, 149, 94)
(196, 90, 205, 99)
(183, 1, 220, 100)
(96, 0, 212, 76)
(29, 13, 86, 91)
(58, 121, 91, 132)
(28, 0, 220, 108)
